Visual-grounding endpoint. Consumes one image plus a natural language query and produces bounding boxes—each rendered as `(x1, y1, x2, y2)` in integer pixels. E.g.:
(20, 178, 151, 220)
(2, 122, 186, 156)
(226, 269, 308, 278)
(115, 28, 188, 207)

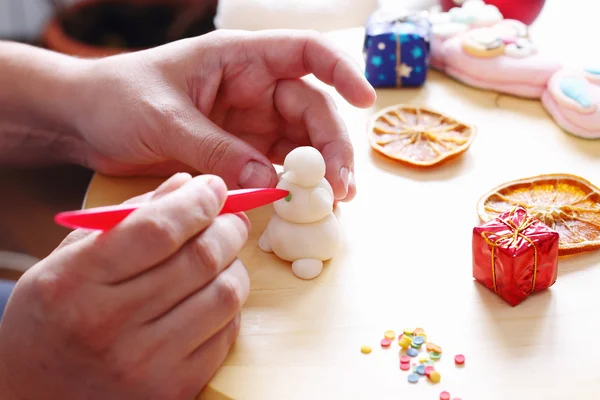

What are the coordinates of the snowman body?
(258, 146, 341, 280)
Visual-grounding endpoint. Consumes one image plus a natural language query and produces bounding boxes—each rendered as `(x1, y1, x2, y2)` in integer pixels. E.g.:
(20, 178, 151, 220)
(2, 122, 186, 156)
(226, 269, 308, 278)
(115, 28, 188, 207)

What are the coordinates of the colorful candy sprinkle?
(424, 366, 435, 377)
(416, 365, 426, 375)
(400, 355, 410, 363)
(380, 338, 392, 348)
(408, 373, 419, 383)
(398, 336, 412, 349)
(361, 345, 372, 354)
(419, 357, 428, 364)
(429, 351, 442, 360)
(429, 371, 441, 383)
(426, 343, 442, 353)
(440, 391, 450, 400)
(454, 354, 465, 365)
(414, 327, 425, 336)
(400, 362, 411, 371)
(403, 328, 414, 336)
(407, 348, 419, 357)
(384, 330, 395, 340)
(413, 336, 425, 346)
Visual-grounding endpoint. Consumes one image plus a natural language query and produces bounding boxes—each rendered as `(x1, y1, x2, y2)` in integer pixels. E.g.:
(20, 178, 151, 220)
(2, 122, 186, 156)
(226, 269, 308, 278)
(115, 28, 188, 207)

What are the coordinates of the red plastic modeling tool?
(54, 188, 289, 231)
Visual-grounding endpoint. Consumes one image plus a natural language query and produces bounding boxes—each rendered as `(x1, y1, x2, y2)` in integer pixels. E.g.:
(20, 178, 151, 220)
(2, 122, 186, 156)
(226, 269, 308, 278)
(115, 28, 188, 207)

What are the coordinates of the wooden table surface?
(84, 1, 600, 398)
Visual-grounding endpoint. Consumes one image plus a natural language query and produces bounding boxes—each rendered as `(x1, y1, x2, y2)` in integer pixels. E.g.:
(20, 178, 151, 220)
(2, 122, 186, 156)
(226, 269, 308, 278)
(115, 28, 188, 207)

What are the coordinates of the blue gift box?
(363, 11, 431, 88)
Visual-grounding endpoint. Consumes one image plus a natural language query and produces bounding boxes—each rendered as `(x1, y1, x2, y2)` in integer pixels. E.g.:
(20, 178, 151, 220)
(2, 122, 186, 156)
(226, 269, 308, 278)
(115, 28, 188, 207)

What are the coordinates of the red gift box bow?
(480, 207, 539, 295)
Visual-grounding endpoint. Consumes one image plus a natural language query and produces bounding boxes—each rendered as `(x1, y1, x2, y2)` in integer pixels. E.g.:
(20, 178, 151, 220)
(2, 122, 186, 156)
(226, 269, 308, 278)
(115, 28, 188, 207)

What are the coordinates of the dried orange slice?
(368, 104, 476, 167)
(477, 173, 600, 255)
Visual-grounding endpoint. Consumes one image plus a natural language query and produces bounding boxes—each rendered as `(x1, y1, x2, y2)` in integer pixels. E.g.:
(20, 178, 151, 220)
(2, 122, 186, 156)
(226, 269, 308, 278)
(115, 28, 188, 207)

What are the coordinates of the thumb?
(161, 106, 278, 189)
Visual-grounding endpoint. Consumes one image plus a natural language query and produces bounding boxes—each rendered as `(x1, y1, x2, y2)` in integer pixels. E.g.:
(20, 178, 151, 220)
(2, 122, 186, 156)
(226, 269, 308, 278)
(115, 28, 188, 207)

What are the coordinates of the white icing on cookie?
(504, 38, 537, 58)
(492, 19, 529, 39)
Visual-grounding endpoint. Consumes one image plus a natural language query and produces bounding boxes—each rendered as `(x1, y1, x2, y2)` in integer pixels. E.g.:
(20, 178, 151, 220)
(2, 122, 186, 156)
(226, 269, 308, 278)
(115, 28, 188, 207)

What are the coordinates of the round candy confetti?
(424, 366, 435, 377)
(440, 391, 450, 400)
(399, 336, 412, 349)
(407, 348, 419, 357)
(429, 371, 441, 383)
(419, 357, 428, 364)
(384, 330, 395, 340)
(413, 336, 425, 346)
(407, 373, 419, 383)
(361, 345, 372, 354)
(400, 362, 411, 371)
(410, 341, 422, 349)
(380, 338, 392, 348)
(400, 355, 411, 363)
(429, 351, 442, 360)
(426, 343, 442, 353)
(416, 365, 426, 375)
(403, 328, 414, 336)
(454, 354, 465, 365)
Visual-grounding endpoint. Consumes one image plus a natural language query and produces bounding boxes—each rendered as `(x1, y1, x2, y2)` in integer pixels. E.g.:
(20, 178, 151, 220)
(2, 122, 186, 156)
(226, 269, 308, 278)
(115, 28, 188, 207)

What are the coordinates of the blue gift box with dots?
(363, 12, 432, 88)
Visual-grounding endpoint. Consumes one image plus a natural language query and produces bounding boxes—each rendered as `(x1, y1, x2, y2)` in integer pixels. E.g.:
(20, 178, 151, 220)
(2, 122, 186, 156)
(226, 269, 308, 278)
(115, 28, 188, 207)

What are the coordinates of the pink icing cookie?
(442, 20, 562, 98)
(429, 0, 503, 71)
(542, 68, 600, 139)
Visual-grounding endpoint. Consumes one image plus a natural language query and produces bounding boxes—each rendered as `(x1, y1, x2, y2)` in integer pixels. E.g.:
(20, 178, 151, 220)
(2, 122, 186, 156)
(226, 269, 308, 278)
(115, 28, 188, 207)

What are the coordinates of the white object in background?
(0, 251, 40, 273)
(215, 0, 379, 32)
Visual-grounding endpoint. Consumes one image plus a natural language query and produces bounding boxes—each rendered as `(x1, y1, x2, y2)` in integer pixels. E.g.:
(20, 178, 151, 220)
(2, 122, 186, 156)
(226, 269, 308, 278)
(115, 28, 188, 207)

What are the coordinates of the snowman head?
(280, 146, 326, 188)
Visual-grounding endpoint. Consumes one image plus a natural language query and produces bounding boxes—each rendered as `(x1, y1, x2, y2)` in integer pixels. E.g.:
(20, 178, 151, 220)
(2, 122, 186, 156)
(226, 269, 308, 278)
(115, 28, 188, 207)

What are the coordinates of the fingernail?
(348, 171, 355, 188)
(207, 176, 228, 201)
(239, 161, 273, 188)
(339, 167, 349, 194)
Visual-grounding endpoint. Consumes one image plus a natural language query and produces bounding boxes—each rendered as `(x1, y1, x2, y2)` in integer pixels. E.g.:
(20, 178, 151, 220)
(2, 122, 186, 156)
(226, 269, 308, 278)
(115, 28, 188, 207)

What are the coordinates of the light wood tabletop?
(84, 1, 600, 398)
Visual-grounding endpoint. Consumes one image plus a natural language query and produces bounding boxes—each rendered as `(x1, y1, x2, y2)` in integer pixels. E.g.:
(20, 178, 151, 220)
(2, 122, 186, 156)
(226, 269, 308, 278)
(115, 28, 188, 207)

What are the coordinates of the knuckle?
(199, 135, 233, 173)
(193, 178, 224, 219)
(216, 270, 246, 313)
(137, 215, 181, 253)
(193, 234, 223, 276)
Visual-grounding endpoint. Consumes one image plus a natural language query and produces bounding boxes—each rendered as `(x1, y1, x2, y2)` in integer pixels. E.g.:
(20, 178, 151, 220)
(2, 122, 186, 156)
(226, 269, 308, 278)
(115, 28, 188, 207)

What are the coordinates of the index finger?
(249, 30, 377, 109)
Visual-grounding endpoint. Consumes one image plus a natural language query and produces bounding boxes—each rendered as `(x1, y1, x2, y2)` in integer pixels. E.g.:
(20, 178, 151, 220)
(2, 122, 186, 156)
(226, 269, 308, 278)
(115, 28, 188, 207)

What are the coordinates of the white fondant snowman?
(258, 146, 341, 280)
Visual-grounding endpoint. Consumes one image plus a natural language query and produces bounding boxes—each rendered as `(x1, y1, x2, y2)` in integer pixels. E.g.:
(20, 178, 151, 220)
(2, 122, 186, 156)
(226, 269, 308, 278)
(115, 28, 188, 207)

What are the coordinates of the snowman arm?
(310, 187, 334, 215)
(258, 230, 273, 253)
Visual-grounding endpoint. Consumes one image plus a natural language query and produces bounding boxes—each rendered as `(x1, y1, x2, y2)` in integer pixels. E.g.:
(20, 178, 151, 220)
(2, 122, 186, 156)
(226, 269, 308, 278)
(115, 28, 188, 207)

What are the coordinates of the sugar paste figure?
(542, 67, 600, 139)
(258, 146, 340, 280)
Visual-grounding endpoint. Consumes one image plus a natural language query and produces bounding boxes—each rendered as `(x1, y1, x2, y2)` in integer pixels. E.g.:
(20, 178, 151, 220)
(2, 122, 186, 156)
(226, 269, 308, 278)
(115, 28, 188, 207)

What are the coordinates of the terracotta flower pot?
(43, 0, 217, 58)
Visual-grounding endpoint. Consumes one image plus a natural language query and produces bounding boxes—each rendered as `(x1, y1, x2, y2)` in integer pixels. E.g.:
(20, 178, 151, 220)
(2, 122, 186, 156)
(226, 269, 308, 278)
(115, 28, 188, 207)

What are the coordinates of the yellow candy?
(398, 336, 412, 349)
(384, 330, 396, 340)
(361, 345, 372, 354)
(419, 357, 428, 364)
(403, 328, 414, 336)
(429, 371, 441, 383)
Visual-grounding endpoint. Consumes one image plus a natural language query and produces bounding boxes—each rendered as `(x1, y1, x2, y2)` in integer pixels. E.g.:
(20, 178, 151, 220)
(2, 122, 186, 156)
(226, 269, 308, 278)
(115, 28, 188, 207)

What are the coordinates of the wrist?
(0, 41, 89, 166)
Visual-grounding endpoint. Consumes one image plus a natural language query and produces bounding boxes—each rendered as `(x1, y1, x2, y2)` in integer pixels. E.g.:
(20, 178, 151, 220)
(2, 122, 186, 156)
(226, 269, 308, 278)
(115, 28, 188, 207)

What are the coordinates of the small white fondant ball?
(282, 146, 326, 188)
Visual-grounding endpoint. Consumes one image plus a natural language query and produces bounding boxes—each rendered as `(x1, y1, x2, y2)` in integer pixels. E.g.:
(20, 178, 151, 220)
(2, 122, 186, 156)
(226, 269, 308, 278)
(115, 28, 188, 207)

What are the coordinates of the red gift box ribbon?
(480, 207, 539, 294)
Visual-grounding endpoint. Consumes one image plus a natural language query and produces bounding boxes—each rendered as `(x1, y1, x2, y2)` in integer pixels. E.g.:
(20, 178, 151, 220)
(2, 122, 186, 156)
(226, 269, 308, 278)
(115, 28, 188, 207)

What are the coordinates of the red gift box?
(472, 206, 559, 306)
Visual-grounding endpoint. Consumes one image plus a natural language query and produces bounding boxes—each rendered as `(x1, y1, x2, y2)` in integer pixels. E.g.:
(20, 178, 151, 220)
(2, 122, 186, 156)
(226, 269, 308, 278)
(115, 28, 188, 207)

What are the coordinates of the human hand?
(0, 173, 251, 400)
(65, 29, 376, 202)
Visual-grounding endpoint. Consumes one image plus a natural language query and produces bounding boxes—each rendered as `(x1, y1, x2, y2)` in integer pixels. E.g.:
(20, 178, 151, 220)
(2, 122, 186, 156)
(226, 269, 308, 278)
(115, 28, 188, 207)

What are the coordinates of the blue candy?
(416, 365, 426, 375)
(407, 348, 419, 357)
(585, 67, 600, 75)
(408, 373, 419, 383)
(412, 336, 425, 346)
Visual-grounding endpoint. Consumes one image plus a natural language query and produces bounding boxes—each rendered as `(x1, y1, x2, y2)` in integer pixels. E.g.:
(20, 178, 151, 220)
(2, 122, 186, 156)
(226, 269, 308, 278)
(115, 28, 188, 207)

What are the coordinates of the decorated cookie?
(542, 68, 600, 139)
(442, 19, 562, 98)
(428, 0, 503, 71)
